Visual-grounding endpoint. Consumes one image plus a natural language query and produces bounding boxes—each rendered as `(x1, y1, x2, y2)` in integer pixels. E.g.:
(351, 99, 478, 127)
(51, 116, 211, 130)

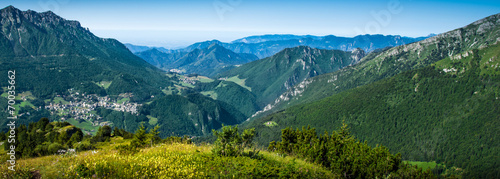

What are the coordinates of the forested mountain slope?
(245, 41, 500, 179)
(218, 46, 366, 107)
(256, 13, 500, 118)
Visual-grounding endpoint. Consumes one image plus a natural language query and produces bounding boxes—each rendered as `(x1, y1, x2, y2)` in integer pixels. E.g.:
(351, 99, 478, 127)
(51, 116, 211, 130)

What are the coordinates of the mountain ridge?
(253, 12, 500, 118)
(217, 46, 366, 107)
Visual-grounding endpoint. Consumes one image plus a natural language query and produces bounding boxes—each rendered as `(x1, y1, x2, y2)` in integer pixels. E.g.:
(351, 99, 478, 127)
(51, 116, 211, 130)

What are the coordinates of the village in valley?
(43, 89, 141, 134)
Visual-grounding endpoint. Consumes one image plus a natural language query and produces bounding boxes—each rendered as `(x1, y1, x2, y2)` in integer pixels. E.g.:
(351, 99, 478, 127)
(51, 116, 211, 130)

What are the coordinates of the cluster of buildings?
(44, 90, 142, 126)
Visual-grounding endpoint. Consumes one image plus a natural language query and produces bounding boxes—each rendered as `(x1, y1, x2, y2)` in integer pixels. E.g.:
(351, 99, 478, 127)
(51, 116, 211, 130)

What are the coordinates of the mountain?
(231, 34, 322, 43)
(124, 43, 152, 53)
(180, 34, 427, 59)
(133, 34, 428, 78)
(255, 13, 500, 118)
(244, 42, 500, 178)
(0, 6, 245, 137)
(192, 80, 260, 117)
(242, 13, 500, 178)
(135, 48, 188, 69)
(136, 43, 258, 77)
(141, 93, 246, 136)
(124, 43, 171, 53)
(0, 6, 170, 100)
(217, 46, 366, 107)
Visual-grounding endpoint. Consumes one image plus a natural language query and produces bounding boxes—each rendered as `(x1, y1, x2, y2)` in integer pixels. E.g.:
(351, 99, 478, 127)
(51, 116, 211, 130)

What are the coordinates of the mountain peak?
(1, 5, 82, 29)
(1, 5, 18, 12)
(207, 43, 224, 50)
(1, 5, 21, 16)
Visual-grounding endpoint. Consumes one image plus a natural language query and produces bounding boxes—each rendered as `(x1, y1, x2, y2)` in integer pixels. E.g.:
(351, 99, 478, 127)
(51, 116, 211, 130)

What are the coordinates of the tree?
(37, 118, 50, 131)
(131, 123, 148, 148)
(147, 125, 161, 147)
(68, 130, 83, 147)
(112, 127, 122, 137)
(211, 125, 255, 157)
(93, 125, 112, 143)
(269, 124, 434, 178)
(58, 131, 70, 145)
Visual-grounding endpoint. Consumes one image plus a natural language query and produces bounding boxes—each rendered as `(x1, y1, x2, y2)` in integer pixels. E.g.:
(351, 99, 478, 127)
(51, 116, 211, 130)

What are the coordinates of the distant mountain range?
(129, 34, 431, 59)
(132, 34, 431, 78)
(136, 44, 258, 77)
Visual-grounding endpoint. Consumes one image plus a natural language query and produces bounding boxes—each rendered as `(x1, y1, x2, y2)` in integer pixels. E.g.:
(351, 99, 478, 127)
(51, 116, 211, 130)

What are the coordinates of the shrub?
(47, 142, 64, 154)
(269, 123, 435, 178)
(74, 140, 93, 151)
(115, 144, 139, 155)
(211, 125, 255, 157)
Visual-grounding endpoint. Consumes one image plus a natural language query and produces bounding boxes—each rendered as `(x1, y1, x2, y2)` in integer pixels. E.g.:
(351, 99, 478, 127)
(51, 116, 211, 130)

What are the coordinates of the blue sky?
(1, 0, 500, 48)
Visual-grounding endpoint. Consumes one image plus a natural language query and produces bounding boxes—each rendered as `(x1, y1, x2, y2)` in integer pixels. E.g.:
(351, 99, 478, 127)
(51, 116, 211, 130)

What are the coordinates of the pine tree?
(147, 125, 161, 147)
(131, 123, 148, 148)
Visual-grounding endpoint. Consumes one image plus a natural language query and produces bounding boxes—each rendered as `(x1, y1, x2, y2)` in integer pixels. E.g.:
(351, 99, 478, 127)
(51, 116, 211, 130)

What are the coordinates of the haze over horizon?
(1, 0, 500, 48)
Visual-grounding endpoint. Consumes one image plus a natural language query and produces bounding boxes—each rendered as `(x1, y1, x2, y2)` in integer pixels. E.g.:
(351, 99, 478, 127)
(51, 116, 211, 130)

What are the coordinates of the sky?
(1, 0, 500, 49)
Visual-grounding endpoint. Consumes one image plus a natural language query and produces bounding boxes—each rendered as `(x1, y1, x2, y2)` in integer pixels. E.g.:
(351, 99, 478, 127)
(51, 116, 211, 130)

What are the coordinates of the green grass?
(406, 161, 442, 171)
(225, 76, 252, 91)
(95, 81, 112, 89)
(147, 115, 158, 126)
(117, 97, 130, 104)
(19, 101, 34, 108)
(200, 91, 218, 99)
(0, 91, 35, 101)
(197, 76, 214, 83)
(52, 97, 69, 105)
(178, 81, 195, 88)
(264, 121, 278, 127)
(66, 118, 99, 135)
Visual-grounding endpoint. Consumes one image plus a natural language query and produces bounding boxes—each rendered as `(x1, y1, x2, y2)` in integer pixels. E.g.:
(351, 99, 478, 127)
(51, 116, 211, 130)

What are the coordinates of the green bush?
(74, 140, 93, 151)
(270, 124, 435, 178)
(211, 125, 255, 157)
(47, 143, 63, 154)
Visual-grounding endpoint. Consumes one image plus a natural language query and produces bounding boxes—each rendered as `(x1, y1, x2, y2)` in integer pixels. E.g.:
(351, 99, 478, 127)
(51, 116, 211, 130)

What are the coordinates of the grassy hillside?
(244, 43, 500, 178)
(0, 138, 335, 178)
(0, 122, 436, 178)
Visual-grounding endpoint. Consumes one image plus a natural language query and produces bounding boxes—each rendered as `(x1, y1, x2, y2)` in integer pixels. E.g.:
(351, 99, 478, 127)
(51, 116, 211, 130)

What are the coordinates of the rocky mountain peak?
(351, 48, 366, 62)
(1, 5, 19, 14)
(1, 6, 82, 30)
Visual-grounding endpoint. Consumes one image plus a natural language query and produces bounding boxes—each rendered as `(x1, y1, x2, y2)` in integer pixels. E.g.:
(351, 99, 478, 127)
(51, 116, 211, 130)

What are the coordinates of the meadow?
(0, 137, 335, 178)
